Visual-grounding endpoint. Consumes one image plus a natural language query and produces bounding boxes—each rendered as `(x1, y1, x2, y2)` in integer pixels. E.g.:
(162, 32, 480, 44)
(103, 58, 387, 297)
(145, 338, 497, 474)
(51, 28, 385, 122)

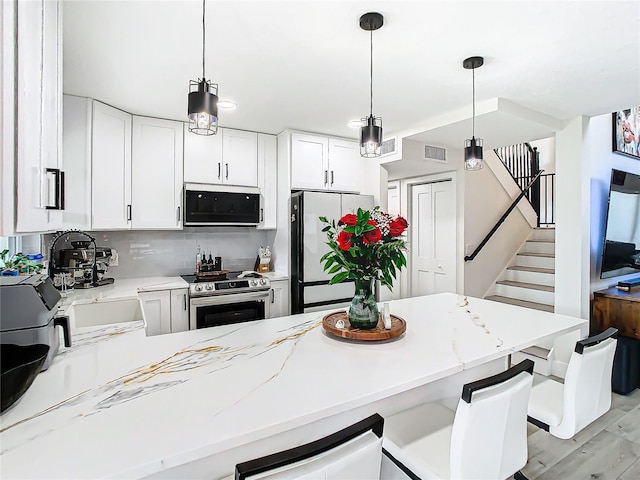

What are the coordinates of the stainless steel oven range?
(181, 272, 271, 330)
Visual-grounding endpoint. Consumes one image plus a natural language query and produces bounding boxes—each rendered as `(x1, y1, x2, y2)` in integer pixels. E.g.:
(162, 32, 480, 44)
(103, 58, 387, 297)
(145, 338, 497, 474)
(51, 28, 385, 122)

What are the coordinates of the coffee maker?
(49, 231, 115, 289)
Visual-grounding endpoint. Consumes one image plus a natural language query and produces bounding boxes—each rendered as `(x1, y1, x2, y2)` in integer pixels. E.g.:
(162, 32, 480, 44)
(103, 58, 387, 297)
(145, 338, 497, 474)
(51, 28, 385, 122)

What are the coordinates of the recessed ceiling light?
(218, 100, 237, 110)
(348, 119, 364, 128)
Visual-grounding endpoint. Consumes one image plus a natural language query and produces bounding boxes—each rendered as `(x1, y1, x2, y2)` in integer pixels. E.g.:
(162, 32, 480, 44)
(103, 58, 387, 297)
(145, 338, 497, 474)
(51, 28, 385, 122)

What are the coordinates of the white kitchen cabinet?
(140, 287, 189, 336)
(269, 279, 289, 318)
(91, 101, 132, 230)
(170, 288, 189, 333)
(222, 128, 258, 187)
(290, 133, 360, 193)
(290, 133, 329, 191)
(257, 133, 277, 229)
(15, 0, 63, 233)
(61, 95, 92, 230)
(327, 138, 361, 193)
(183, 122, 223, 184)
(131, 116, 184, 229)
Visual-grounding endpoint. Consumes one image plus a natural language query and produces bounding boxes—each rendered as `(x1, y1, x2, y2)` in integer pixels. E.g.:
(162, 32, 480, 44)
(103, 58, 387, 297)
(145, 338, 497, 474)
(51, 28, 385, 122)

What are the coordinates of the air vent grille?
(380, 137, 396, 156)
(424, 145, 446, 162)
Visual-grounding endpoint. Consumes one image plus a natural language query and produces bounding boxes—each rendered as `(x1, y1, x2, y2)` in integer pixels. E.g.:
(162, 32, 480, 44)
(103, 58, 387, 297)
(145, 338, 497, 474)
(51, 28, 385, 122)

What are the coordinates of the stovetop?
(181, 271, 270, 297)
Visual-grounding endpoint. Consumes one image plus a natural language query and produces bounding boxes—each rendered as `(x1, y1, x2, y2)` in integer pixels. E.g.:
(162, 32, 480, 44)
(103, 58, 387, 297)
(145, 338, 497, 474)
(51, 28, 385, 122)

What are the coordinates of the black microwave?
(184, 184, 261, 226)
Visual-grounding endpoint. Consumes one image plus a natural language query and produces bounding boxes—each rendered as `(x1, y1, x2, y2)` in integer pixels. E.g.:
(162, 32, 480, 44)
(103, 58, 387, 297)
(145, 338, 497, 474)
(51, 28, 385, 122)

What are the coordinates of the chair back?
(450, 359, 534, 480)
(235, 414, 383, 480)
(559, 327, 618, 439)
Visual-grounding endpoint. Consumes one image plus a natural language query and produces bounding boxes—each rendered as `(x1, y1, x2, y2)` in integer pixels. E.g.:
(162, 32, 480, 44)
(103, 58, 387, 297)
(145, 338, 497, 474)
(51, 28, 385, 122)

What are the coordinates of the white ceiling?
(63, 0, 640, 147)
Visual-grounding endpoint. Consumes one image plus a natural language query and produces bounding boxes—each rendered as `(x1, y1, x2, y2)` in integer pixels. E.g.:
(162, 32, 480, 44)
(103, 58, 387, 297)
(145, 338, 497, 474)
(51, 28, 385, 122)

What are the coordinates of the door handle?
(218, 162, 221, 179)
(45, 168, 61, 210)
(260, 208, 264, 222)
(324, 170, 328, 185)
(225, 163, 229, 180)
(183, 294, 187, 310)
(271, 289, 274, 303)
(127, 204, 132, 221)
(331, 170, 334, 186)
(176, 206, 181, 224)
(59, 170, 65, 210)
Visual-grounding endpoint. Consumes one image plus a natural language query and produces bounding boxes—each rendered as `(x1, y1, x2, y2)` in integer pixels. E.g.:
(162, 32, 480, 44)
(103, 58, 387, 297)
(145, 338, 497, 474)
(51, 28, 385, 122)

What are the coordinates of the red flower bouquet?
(319, 207, 408, 289)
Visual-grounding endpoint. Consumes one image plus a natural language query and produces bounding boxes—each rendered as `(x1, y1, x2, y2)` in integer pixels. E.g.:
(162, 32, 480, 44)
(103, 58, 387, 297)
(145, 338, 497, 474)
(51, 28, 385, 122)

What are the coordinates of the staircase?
(485, 227, 556, 374)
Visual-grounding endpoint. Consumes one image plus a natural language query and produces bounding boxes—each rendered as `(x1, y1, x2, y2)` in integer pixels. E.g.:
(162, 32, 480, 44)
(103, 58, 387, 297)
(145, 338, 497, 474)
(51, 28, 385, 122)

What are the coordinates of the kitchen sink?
(67, 299, 143, 328)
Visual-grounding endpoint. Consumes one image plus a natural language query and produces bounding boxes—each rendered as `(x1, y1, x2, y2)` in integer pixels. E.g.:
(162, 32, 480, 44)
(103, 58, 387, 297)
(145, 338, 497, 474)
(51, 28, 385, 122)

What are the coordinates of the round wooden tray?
(322, 311, 406, 341)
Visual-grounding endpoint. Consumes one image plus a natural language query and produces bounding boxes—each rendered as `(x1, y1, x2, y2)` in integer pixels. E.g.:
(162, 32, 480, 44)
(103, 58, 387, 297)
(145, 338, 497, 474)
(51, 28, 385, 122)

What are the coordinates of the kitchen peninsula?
(0, 293, 586, 479)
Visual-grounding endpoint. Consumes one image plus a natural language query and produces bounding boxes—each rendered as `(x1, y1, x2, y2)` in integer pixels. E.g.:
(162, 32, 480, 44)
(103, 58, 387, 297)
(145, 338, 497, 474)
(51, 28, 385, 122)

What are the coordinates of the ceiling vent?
(380, 137, 397, 156)
(424, 144, 447, 163)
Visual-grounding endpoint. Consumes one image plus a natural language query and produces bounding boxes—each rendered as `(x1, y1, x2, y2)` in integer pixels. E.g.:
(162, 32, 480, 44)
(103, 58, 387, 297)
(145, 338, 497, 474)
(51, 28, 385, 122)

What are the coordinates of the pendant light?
(359, 12, 384, 158)
(463, 56, 484, 170)
(188, 0, 218, 135)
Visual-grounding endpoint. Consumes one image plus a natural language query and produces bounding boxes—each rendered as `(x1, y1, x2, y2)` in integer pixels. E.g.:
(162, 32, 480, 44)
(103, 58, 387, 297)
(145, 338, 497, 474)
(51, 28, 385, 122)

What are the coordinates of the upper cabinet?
(131, 116, 184, 230)
(184, 127, 258, 187)
(91, 101, 132, 230)
(14, 0, 63, 233)
(257, 134, 277, 229)
(290, 133, 361, 193)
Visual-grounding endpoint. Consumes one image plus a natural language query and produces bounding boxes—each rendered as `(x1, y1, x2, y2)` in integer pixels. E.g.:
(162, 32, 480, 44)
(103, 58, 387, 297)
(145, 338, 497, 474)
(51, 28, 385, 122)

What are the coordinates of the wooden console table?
(591, 287, 640, 339)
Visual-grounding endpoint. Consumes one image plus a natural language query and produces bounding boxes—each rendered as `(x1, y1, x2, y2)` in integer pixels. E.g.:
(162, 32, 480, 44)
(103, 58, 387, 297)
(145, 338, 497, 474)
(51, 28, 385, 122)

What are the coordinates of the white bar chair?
(382, 359, 534, 480)
(527, 327, 618, 439)
(233, 413, 384, 479)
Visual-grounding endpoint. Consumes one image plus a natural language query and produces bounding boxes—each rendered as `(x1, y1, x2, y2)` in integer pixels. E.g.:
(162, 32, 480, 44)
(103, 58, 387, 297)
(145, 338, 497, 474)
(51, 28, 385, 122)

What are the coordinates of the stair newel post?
(531, 146, 541, 227)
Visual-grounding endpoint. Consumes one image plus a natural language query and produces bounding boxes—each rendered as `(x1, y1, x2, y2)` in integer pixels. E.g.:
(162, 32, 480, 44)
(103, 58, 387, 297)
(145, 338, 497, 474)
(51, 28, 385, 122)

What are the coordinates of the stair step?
(496, 280, 554, 292)
(517, 252, 555, 258)
(485, 295, 554, 313)
(521, 345, 552, 359)
(507, 265, 555, 275)
(527, 239, 555, 243)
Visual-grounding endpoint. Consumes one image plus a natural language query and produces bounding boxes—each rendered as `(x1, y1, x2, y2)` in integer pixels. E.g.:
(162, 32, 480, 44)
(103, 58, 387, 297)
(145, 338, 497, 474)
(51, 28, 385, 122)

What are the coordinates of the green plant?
(0, 250, 42, 273)
(319, 207, 408, 289)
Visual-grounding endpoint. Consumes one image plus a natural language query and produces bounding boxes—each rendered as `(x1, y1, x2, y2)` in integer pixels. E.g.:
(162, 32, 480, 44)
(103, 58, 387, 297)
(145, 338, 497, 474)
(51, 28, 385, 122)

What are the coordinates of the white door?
(170, 288, 189, 333)
(131, 116, 183, 229)
(290, 133, 329, 190)
(139, 290, 171, 336)
(183, 122, 223, 184)
(410, 179, 456, 296)
(222, 128, 258, 187)
(328, 139, 361, 192)
(257, 133, 277, 229)
(91, 101, 132, 230)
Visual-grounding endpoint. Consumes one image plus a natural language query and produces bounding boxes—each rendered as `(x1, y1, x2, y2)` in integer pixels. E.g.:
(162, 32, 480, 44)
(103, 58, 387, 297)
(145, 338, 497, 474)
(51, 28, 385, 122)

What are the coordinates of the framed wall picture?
(613, 107, 640, 159)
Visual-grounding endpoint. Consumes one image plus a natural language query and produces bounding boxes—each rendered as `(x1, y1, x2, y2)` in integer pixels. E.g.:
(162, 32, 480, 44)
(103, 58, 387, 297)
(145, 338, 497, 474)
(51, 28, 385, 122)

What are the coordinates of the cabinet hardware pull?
(225, 163, 229, 179)
(218, 162, 221, 179)
(331, 170, 334, 186)
(176, 206, 181, 223)
(45, 168, 61, 210)
(59, 170, 66, 210)
(183, 294, 187, 310)
(324, 170, 328, 185)
(260, 208, 264, 222)
(127, 204, 132, 221)
(271, 289, 274, 303)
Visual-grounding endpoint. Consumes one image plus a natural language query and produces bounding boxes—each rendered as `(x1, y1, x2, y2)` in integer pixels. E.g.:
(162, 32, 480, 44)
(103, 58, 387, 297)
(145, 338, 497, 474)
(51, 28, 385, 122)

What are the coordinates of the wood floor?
(520, 387, 640, 479)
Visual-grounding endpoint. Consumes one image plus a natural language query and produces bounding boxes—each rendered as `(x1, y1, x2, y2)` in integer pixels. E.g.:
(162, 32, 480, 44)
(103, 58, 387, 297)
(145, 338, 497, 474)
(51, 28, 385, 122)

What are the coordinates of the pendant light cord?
(472, 67, 475, 138)
(370, 29, 373, 116)
(202, 0, 206, 79)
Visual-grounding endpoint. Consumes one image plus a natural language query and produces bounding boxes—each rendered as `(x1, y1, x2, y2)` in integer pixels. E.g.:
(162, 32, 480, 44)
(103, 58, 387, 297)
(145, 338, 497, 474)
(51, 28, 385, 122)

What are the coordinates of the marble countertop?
(0, 293, 586, 479)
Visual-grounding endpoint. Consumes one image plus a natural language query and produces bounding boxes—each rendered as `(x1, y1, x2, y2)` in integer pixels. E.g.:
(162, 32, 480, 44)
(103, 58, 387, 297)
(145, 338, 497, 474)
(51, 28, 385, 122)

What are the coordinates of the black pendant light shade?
(360, 115, 383, 157)
(463, 56, 484, 170)
(188, 79, 218, 135)
(188, 0, 219, 135)
(359, 12, 384, 158)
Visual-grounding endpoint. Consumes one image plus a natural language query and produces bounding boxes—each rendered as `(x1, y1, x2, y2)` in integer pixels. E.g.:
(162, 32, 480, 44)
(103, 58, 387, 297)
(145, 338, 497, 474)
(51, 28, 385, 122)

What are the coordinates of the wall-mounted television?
(600, 169, 640, 279)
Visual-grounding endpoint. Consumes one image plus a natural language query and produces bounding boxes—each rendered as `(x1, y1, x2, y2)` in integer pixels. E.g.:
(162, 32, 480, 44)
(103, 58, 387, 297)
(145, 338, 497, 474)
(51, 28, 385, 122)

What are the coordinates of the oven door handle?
(190, 291, 270, 307)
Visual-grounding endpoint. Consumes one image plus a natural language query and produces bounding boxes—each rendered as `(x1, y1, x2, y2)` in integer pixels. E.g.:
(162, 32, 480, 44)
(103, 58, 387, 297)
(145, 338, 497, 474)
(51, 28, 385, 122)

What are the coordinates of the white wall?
(589, 113, 640, 292)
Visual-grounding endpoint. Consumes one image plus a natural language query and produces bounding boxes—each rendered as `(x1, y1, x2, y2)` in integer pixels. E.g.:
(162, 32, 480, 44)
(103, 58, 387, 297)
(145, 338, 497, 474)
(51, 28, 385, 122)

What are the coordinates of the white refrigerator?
(291, 191, 374, 313)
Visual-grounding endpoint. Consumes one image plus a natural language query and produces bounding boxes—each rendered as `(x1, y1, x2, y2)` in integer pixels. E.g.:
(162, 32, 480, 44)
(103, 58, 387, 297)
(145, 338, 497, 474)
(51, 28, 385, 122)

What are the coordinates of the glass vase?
(348, 278, 379, 330)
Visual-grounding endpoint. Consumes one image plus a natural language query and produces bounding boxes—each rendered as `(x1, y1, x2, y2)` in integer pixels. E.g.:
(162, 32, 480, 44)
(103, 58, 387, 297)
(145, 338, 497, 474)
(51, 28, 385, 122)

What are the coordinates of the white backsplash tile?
(44, 228, 276, 279)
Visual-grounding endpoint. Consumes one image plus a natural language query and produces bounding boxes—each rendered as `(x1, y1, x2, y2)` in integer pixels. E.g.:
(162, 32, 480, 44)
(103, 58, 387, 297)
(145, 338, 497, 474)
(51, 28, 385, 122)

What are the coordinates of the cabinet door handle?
(260, 208, 264, 222)
(324, 170, 328, 185)
(183, 294, 187, 310)
(218, 162, 221, 179)
(127, 204, 132, 221)
(45, 168, 61, 210)
(59, 170, 66, 210)
(271, 289, 274, 303)
(331, 170, 334, 186)
(176, 206, 181, 224)
(225, 163, 229, 180)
